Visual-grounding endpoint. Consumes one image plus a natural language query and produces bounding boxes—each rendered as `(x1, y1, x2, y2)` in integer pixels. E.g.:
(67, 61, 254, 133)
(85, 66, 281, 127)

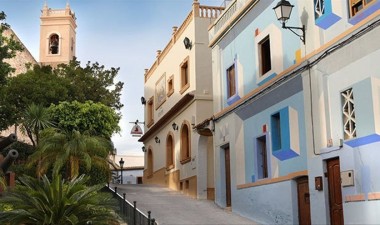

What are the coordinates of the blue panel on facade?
(270, 107, 300, 161)
(257, 73, 276, 86)
(349, 1, 380, 25)
(272, 148, 300, 161)
(345, 134, 380, 148)
(314, 0, 341, 29)
(315, 12, 341, 29)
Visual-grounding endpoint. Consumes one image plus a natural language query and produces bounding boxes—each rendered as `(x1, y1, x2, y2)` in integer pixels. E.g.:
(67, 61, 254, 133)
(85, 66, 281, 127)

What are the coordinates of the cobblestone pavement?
(111, 184, 259, 225)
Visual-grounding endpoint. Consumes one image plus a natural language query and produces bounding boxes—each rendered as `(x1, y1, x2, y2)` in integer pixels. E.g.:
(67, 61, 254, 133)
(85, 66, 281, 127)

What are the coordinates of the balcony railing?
(214, 0, 237, 33)
(103, 185, 158, 225)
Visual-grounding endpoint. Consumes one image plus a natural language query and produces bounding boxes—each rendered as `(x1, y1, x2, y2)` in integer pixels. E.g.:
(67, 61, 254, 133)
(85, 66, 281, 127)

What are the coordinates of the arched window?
(166, 133, 175, 169)
(49, 34, 59, 54)
(180, 122, 191, 164)
(147, 148, 153, 177)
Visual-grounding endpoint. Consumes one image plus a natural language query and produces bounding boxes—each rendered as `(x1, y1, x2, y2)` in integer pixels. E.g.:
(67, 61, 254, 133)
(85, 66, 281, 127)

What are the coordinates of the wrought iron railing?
(103, 185, 157, 225)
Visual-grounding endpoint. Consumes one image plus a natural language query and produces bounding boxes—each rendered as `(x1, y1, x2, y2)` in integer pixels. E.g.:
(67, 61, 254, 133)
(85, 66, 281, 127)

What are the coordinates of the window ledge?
(167, 89, 174, 97)
(166, 165, 175, 171)
(180, 157, 191, 164)
(147, 120, 154, 128)
(179, 83, 190, 94)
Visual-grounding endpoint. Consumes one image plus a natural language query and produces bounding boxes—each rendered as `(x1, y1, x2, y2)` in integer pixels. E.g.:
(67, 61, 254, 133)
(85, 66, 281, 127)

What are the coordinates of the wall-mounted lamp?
(141, 96, 146, 105)
(273, 0, 305, 44)
(172, 122, 179, 131)
(155, 136, 160, 143)
(183, 37, 192, 50)
(142, 146, 146, 152)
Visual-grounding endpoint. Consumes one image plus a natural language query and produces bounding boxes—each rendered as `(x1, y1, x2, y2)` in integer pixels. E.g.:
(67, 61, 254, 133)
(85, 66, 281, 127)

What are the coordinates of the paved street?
(111, 184, 259, 225)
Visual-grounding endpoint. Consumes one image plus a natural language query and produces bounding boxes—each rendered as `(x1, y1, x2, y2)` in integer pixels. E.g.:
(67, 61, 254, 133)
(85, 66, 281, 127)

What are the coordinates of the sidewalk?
(111, 184, 259, 225)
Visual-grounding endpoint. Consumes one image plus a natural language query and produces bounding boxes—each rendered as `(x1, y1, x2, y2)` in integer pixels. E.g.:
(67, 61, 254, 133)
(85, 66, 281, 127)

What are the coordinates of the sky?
(1, 0, 224, 156)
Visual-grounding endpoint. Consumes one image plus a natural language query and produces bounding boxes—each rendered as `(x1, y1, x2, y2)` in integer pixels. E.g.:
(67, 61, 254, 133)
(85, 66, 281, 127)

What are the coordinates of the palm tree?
(21, 103, 55, 147)
(0, 174, 120, 225)
(28, 128, 112, 179)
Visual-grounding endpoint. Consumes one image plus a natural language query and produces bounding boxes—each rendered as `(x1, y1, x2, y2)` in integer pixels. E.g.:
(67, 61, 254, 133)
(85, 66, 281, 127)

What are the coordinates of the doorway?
(224, 146, 231, 207)
(327, 158, 344, 225)
(297, 176, 311, 225)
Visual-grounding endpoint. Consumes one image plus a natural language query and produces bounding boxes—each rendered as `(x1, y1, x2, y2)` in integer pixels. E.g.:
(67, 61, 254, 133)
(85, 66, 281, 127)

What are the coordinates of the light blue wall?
(218, 1, 303, 108)
(232, 180, 299, 224)
(244, 92, 307, 181)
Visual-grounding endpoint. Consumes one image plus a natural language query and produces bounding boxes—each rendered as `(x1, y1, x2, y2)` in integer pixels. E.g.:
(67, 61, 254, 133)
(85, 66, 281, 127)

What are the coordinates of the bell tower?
(39, 3, 77, 67)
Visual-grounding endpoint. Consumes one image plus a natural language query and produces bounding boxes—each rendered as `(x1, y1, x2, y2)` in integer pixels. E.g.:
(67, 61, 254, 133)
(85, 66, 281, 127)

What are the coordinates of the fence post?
(114, 187, 118, 196)
(133, 201, 137, 225)
(151, 218, 155, 225)
(147, 211, 151, 224)
(122, 193, 126, 220)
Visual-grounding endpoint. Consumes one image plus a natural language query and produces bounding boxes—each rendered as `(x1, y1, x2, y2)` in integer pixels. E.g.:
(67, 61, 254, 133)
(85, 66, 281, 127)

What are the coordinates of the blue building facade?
(201, 0, 380, 224)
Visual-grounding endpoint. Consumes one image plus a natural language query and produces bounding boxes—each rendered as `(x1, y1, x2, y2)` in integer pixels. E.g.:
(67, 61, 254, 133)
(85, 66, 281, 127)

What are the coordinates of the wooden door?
(297, 177, 311, 225)
(225, 147, 231, 207)
(327, 158, 344, 225)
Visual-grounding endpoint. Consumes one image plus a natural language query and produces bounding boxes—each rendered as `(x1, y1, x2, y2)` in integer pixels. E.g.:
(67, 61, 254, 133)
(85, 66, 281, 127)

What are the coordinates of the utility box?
(341, 170, 354, 187)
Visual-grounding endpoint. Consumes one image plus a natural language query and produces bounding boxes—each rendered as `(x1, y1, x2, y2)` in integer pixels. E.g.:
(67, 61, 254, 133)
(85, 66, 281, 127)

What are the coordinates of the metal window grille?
(341, 88, 356, 140)
(314, 0, 325, 19)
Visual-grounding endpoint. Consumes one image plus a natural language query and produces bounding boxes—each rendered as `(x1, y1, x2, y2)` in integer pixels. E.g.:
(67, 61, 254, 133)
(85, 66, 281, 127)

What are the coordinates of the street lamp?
(119, 158, 124, 184)
(273, 0, 305, 44)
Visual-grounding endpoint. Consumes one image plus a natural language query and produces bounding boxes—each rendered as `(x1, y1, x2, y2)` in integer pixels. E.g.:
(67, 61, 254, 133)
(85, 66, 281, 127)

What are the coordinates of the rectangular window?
(180, 57, 190, 94)
(227, 64, 236, 98)
(147, 97, 154, 127)
(341, 88, 356, 140)
(167, 75, 174, 97)
(259, 36, 271, 76)
(350, 0, 373, 17)
(256, 135, 268, 179)
(271, 112, 282, 151)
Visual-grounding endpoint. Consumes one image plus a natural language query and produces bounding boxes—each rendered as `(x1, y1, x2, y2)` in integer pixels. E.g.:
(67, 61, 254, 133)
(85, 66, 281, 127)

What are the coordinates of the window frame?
(349, 0, 374, 17)
(49, 33, 60, 55)
(258, 35, 272, 76)
(254, 24, 283, 86)
(226, 63, 236, 99)
(180, 122, 191, 164)
(254, 134, 271, 180)
(166, 133, 175, 170)
(179, 57, 190, 94)
(167, 75, 174, 97)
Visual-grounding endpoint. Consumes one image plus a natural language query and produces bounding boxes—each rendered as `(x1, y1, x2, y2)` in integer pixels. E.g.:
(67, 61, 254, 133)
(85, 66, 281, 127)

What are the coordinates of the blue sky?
(1, 0, 223, 156)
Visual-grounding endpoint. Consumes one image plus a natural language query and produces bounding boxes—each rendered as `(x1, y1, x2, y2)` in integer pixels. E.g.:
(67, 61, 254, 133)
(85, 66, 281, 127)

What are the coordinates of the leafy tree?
(21, 103, 55, 147)
(55, 59, 124, 111)
(0, 65, 70, 131)
(49, 101, 120, 138)
(0, 11, 23, 85)
(0, 174, 120, 225)
(0, 11, 23, 129)
(0, 59, 124, 131)
(27, 128, 112, 179)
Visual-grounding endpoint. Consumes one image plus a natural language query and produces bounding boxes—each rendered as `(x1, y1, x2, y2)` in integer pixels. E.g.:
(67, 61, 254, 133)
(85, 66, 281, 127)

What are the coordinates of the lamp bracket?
(282, 23, 305, 44)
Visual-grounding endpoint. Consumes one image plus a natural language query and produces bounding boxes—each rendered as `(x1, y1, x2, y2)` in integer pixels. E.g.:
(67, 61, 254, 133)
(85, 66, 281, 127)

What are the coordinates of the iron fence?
(103, 185, 157, 225)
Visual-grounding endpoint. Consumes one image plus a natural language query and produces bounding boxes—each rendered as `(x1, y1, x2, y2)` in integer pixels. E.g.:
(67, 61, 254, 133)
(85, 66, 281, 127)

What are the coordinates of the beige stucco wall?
(39, 5, 76, 66)
(142, 3, 218, 199)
